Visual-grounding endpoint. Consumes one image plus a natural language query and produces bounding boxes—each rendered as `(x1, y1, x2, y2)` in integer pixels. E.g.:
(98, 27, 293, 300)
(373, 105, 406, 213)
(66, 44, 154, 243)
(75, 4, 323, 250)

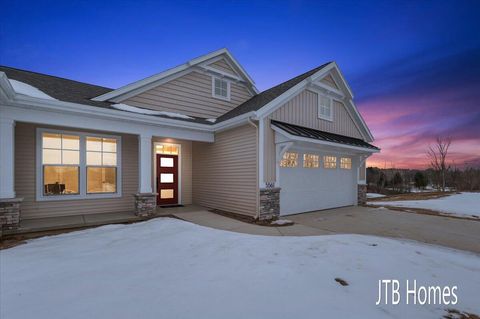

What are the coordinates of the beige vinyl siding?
(320, 74, 339, 89)
(269, 89, 363, 139)
(15, 122, 138, 219)
(152, 137, 192, 205)
(264, 89, 364, 184)
(192, 124, 258, 216)
(209, 59, 237, 76)
(124, 71, 252, 118)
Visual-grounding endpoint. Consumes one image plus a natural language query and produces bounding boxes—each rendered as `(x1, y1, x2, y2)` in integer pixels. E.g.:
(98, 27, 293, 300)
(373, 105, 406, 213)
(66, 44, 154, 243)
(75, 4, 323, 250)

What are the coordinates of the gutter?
(247, 117, 260, 220)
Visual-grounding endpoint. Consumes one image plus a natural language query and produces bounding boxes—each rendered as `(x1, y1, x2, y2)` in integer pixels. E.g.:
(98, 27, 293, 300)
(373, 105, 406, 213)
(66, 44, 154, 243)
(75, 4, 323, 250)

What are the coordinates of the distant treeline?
(366, 167, 480, 194)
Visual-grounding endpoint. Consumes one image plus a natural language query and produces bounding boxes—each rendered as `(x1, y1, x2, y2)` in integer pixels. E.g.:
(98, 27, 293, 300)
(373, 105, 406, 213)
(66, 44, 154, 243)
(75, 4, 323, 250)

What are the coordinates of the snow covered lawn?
(367, 192, 386, 199)
(369, 192, 480, 219)
(1, 218, 479, 319)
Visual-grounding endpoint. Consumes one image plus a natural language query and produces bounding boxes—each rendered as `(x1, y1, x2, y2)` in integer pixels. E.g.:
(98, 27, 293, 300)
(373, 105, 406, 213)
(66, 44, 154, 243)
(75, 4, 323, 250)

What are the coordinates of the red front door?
(156, 154, 179, 205)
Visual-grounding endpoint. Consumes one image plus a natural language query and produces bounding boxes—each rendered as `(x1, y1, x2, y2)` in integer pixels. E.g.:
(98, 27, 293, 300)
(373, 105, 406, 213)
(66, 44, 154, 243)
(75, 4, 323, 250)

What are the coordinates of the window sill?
(36, 193, 122, 201)
(318, 115, 333, 122)
(212, 94, 231, 102)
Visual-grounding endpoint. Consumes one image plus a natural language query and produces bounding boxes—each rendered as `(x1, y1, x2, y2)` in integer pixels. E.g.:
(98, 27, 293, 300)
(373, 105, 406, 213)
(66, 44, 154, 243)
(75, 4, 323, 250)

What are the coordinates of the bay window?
(37, 129, 121, 200)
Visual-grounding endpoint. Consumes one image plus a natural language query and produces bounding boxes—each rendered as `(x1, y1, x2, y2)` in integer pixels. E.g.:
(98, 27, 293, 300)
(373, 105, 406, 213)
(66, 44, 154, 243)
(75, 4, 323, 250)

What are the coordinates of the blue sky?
(1, 0, 479, 168)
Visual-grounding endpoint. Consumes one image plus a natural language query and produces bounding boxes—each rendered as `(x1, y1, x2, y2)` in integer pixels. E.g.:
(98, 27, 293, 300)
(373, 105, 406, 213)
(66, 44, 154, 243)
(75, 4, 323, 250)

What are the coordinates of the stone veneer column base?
(258, 188, 281, 221)
(133, 193, 157, 217)
(0, 198, 23, 234)
(357, 184, 367, 205)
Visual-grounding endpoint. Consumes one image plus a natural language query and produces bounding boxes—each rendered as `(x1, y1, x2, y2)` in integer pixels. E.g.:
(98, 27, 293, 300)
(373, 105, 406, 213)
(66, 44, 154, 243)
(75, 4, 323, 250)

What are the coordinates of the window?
(212, 76, 230, 100)
(156, 144, 179, 155)
(87, 137, 117, 193)
(37, 129, 121, 200)
(303, 154, 319, 168)
(318, 95, 333, 121)
(280, 152, 298, 168)
(42, 133, 80, 195)
(324, 156, 337, 169)
(340, 157, 352, 169)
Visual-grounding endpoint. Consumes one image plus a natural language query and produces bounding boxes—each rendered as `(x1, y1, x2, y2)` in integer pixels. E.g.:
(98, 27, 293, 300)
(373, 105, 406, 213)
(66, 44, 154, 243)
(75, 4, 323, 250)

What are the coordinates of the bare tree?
(427, 137, 451, 192)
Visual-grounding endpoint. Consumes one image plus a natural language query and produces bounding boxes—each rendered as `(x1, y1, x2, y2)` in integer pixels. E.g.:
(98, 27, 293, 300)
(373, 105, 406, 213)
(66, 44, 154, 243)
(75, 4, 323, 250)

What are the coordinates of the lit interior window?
(280, 152, 298, 168)
(324, 156, 337, 169)
(42, 133, 80, 195)
(156, 144, 179, 155)
(340, 157, 352, 169)
(303, 154, 319, 168)
(86, 137, 117, 194)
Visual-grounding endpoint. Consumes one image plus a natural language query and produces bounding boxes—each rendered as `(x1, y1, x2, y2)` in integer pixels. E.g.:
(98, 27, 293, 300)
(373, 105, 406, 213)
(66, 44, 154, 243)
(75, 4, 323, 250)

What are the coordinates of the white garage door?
(280, 153, 356, 215)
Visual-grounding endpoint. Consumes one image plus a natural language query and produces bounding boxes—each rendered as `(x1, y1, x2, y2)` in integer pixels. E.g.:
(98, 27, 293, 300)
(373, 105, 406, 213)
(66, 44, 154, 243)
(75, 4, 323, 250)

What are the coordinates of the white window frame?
(211, 76, 231, 101)
(318, 94, 333, 121)
(36, 128, 122, 201)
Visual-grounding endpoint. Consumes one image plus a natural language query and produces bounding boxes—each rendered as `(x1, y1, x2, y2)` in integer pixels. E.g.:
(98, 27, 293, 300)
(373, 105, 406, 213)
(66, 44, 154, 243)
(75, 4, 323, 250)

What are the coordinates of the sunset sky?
(1, 0, 479, 169)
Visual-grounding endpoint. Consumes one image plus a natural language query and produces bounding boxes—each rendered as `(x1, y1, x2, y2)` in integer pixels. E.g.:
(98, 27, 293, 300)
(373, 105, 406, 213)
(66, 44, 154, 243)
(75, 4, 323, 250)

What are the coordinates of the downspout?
(247, 117, 260, 219)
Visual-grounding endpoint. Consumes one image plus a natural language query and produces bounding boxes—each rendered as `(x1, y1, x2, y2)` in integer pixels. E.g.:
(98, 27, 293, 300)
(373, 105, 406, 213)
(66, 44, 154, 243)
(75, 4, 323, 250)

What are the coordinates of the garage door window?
(340, 157, 352, 169)
(280, 152, 298, 168)
(324, 156, 337, 169)
(303, 154, 319, 168)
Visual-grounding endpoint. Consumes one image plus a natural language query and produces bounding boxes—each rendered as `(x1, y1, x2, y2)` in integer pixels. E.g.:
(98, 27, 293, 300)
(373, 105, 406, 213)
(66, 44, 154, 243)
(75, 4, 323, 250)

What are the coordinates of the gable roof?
(217, 62, 331, 123)
(0, 66, 215, 125)
(271, 120, 379, 151)
(0, 55, 374, 141)
(92, 48, 257, 102)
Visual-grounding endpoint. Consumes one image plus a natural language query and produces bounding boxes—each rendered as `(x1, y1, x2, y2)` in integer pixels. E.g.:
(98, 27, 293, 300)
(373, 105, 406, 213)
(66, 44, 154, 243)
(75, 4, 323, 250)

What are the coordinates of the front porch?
(2, 204, 205, 237)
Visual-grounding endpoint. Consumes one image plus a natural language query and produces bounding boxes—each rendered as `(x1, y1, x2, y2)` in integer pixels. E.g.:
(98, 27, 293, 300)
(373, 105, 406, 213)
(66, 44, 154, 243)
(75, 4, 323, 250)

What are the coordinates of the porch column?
(134, 134, 156, 217)
(0, 117, 22, 232)
(0, 117, 15, 199)
(138, 134, 153, 194)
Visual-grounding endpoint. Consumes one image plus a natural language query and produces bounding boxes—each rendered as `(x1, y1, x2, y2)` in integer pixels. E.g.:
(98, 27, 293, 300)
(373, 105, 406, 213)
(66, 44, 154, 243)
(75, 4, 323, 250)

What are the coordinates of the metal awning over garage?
(271, 120, 379, 152)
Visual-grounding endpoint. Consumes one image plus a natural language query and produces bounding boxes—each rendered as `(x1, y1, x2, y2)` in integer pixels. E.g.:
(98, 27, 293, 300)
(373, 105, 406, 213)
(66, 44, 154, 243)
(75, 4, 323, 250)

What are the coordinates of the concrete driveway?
(286, 206, 480, 254)
(174, 205, 480, 254)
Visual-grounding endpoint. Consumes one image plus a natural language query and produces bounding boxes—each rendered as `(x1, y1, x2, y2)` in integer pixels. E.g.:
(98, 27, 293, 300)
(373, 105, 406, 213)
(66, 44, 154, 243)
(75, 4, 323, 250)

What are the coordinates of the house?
(0, 48, 379, 231)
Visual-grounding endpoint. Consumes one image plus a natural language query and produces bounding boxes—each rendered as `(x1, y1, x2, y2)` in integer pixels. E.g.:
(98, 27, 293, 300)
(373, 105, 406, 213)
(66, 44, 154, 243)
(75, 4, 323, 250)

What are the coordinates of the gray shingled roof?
(0, 66, 114, 108)
(271, 120, 379, 150)
(216, 62, 331, 122)
(1, 62, 331, 125)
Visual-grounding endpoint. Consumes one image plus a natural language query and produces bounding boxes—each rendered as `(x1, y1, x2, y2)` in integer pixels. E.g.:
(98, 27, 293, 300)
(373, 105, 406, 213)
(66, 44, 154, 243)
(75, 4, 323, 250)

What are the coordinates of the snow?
(369, 192, 480, 219)
(367, 193, 386, 199)
(206, 118, 217, 123)
(270, 219, 293, 225)
(8, 79, 57, 100)
(1, 218, 479, 319)
(112, 103, 194, 119)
